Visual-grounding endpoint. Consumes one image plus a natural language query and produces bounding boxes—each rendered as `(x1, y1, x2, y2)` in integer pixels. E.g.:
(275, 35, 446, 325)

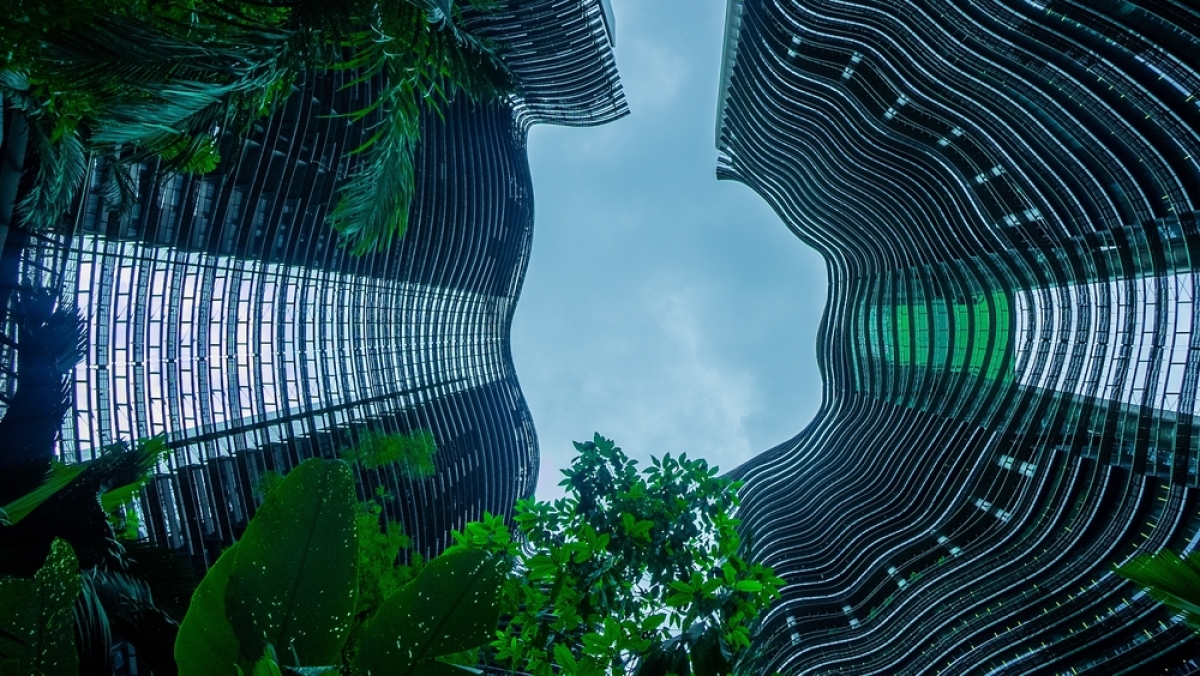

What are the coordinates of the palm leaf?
(41, 12, 298, 175)
(327, 0, 515, 254)
(328, 82, 421, 255)
(98, 159, 139, 223)
(16, 126, 86, 231)
(1114, 550, 1200, 630)
(0, 463, 86, 526)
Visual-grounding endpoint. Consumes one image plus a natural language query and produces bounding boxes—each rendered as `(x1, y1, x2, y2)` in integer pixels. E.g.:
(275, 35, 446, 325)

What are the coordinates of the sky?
(511, 0, 829, 501)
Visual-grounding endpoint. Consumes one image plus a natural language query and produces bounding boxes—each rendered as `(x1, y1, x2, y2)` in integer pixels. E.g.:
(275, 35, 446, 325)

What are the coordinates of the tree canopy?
(2, 0, 514, 252)
(456, 434, 785, 676)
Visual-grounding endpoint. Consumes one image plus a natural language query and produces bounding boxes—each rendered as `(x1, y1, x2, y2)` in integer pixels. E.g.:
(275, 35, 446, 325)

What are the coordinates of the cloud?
(515, 0, 828, 502)
(640, 287, 759, 462)
(530, 280, 763, 500)
(619, 39, 689, 112)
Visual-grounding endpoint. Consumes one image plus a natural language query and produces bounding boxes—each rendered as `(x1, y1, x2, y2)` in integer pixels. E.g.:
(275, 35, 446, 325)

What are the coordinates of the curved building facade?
(0, 0, 626, 564)
(718, 0, 1200, 672)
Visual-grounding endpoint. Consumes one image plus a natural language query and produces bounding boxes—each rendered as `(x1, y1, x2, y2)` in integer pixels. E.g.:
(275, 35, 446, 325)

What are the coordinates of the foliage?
(453, 434, 784, 676)
(3, 0, 514, 252)
(340, 429, 438, 478)
(176, 458, 359, 674)
(324, 0, 514, 254)
(1115, 549, 1200, 631)
(352, 498, 419, 623)
(355, 547, 503, 675)
(0, 539, 81, 676)
(0, 437, 169, 577)
(97, 437, 170, 540)
(0, 437, 166, 527)
(0, 437, 188, 674)
(175, 457, 502, 675)
(227, 460, 360, 667)
(74, 565, 185, 675)
(2, 430, 779, 675)
(0, 462, 85, 526)
(0, 290, 86, 499)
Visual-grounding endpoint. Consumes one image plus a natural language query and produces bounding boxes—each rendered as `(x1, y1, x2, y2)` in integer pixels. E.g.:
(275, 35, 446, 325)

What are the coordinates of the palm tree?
(1, 0, 514, 252)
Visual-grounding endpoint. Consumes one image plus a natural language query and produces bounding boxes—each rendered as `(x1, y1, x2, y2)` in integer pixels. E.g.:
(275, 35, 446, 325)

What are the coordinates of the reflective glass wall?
(717, 0, 1200, 671)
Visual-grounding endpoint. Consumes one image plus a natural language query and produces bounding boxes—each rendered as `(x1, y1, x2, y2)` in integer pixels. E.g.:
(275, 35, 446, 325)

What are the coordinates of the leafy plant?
(3, 0, 514, 253)
(0, 462, 86, 527)
(340, 429, 438, 478)
(1114, 549, 1200, 631)
(0, 437, 169, 577)
(0, 437, 190, 675)
(352, 497, 420, 624)
(355, 547, 502, 675)
(74, 564, 186, 676)
(454, 434, 784, 676)
(323, 0, 514, 255)
(341, 428, 438, 622)
(0, 538, 82, 676)
(175, 457, 503, 675)
(175, 458, 359, 674)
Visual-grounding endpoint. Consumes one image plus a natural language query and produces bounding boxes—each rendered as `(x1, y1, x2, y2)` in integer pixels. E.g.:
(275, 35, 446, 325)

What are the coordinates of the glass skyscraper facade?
(0, 0, 626, 566)
(718, 0, 1200, 672)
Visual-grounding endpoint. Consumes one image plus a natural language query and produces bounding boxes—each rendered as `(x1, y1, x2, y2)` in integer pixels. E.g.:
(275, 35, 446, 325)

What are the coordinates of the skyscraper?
(0, 0, 626, 565)
(718, 0, 1200, 671)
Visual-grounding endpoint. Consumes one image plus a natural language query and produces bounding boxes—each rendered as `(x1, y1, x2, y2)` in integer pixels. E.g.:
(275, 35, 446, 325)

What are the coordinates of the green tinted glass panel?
(853, 289, 1012, 391)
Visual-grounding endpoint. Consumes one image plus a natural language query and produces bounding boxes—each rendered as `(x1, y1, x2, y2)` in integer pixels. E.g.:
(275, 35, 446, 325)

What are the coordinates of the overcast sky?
(511, 0, 828, 501)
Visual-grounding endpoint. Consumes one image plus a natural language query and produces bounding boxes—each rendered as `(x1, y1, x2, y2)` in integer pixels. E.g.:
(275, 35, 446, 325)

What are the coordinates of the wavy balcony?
(717, 0, 1200, 671)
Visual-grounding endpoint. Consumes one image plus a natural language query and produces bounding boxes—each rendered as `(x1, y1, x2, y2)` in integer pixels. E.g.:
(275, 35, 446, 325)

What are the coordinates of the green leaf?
(99, 480, 145, 513)
(554, 644, 578, 671)
(668, 580, 695, 594)
(225, 459, 358, 667)
(175, 543, 245, 676)
(635, 643, 689, 676)
(0, 539, 81, 676)
(340, 430, 438, 477)
(251, 648, 284, 676)
(641, 614, 668, 632)
(355, 548, 502, 675)
(634, 646, 672, 676)
(577, 656, 606, 676)
(690, 627, 731, 676)
(733, 580, 763, 593)
(621, 512, 635, 532)
(527, 554, 557, 580)
(1, 464, 85, 526)
(1115, 550, 1200, 623)
(665, 593, 692, 608)
(412, 663, 480, 676)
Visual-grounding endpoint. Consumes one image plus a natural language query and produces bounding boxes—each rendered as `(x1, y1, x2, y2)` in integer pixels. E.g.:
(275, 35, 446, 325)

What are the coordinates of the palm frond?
(16, 126, 86, 231)
(73, 572, 114, 676)
(1114, 549, 1200, 630)
(83, 567, 181, 675)
(326, 0, 515, 254)
(15, 1, 516, 250)
(0, 462, 86, 526)
(42, 12, 299, 175)
(121, 540, 198, 620)
(328, 85, 421, 255)
(99, 160, 138, 223)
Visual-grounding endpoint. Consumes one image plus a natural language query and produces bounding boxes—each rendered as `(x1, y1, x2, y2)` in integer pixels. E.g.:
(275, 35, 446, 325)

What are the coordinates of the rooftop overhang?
(598, 0, 616, 47)
(715, 0, 746, 148)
